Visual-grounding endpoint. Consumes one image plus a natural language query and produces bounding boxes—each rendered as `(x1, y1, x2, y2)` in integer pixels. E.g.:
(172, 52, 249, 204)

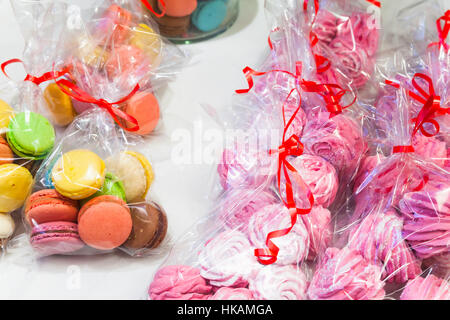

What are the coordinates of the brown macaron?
(123, 202, 167, 250)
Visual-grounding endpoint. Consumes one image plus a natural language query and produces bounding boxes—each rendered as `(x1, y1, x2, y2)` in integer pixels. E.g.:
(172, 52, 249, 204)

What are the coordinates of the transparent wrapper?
(19, 109, 169, 258)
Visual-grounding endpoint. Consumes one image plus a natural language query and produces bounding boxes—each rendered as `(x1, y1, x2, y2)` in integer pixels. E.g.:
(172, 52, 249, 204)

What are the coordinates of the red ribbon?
(141, 0, 166, 18)
(254, 88, 314, 265)
(1, 59, 70, 85)
(428, 10, 450, 51)
(236, 61, 355, 116)
(55, 78, 140, 132)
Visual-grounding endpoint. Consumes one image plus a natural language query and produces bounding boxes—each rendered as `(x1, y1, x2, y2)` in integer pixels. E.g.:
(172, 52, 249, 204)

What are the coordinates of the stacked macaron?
(0, 100, 55, 239)
(151, 0, 229, 38)
(25, 149, 167, 256)
(64, 4, 162, 135)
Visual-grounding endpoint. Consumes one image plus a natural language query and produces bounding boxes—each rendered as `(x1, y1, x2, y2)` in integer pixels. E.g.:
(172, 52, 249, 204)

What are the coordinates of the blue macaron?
(191, 0, 228, 33)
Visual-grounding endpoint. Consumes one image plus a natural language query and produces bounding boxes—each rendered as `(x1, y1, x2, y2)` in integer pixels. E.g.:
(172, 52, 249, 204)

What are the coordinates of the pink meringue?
(219, 189, 278, 233)
(304, 112, 367, 180)
(307, 247, 385, 300)
(281, 154, 338, 208)
(209, 287, 254, 300)
(400, 274, 450, 300)
(248, 265, 308, 300)
(412, 134, 447, 167)
(354, 154, 386, 193)
(348, 210, 421, 283)
(217, 145, 275, 190)
(247, 204, 309, 265)
(301, 205, 332, 260)
(399, 185, 450, 259)
(149, 265, 213, 300)
(198, 229, 256, 287)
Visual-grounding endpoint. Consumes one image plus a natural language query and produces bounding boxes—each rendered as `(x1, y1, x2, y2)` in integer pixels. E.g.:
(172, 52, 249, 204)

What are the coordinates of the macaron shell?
(160, 0, 198, 17)
(0, 136, 13, 165)
(0, 213, 15, 239)
(78, 195, 132, 250)
(126, 151, 154, 199)
(25, 189, 79, 225)
(43, 83, 76, 127)
(192, 0, 227, 32)
(30, 221, 84, 255)
(82, 172, 127, 204)
(7, 112, 55, 159)
(52, 149, 106, 200)
(105, 153, 147, 203)
(0, 100, 14, 135)
(130, 24, 163, 69)
(76, 36, 110, 68)
(97, 4, 132, 47)
(124, 92, 160, 135)
(0, 164, 33, 212)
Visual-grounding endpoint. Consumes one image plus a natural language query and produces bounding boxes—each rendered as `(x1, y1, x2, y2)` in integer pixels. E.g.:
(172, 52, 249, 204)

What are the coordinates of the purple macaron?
(30, 221, 85, 256)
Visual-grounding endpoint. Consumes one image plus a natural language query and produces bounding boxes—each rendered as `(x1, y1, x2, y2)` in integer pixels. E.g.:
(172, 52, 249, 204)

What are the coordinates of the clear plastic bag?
(20, 109, 169, 257)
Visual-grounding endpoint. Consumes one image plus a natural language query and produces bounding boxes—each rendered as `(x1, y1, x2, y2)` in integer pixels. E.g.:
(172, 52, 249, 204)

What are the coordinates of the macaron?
(130, 23, 162, 69)
(52, 149, 106, 200)
(123, 202, 167, 251)
(0, 136, 13, 165)
(76, 36, 110, 68)
(154, 14, 191, 38)
(78, 195, 132, 250)
(83, 172, 126, 203)
(0, 164, 33, 213)
(96, 4, 132, 47)
(160, 0, 198, 17)
(0, 100, 14, 135)
(6, 111, 55, 160)
(0, 213, 15, 248)
(30, 221, 85, 256)
(124, 91, 160, 135)
(105, 151, 154, 203)
(43, 83, 76, 126)
(105, 44, 151, 79)
(24, 189, 79, 226)
(192, 0, 228, 32)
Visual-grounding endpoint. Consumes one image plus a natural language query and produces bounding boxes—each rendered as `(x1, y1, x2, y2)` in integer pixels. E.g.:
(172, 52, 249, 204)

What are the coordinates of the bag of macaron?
(38, 0, 186, 137)
(19, 109, 169, 257)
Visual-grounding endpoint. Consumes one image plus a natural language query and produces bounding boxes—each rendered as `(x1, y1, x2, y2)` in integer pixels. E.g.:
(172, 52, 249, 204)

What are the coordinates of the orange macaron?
(124, 91, 160, 135)
(78, 195, 132, 250)
(0, 136, 13, 165)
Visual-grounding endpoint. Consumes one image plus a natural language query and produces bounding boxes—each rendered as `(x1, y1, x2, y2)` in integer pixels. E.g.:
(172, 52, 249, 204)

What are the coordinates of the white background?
(0, 0, 446, 299)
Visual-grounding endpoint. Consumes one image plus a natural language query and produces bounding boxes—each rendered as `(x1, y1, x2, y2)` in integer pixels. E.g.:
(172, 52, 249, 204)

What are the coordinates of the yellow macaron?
(105, 151, 154, 203)
(0, 100, 14, 136)
(43, 83, 76, 126)
(0, 164, 33, 213)
(76, 36, 110, 68)
(129, 23, 162, 69)
(52, 149, 106, 200)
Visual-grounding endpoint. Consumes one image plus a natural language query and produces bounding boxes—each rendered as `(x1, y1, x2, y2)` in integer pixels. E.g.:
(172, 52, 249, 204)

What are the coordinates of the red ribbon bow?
(56, 78, 140, 132)
(429, 10, 450, 51)
(1, 59, 70, 85)
(141, 0, 166, 18)
(254, 88, 314, 265)
(236, 61, 354, 116)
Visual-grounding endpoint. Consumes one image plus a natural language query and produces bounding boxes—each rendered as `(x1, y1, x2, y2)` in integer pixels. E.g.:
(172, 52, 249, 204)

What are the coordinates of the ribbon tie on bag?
(236, 61, 354, 116)
(55, 78, 140, 132)
(1, 59, 70, 85)
(428, 10, 450, 51)
(254, 88, 315, 265)
(141, 0, 166, 18)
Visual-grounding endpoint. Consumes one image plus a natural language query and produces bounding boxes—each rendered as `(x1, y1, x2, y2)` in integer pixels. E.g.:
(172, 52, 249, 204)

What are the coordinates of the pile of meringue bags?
(147, 0, 449, 300)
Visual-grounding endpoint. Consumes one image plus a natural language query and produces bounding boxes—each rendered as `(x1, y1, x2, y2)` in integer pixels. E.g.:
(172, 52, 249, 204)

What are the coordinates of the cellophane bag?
(19, 109, 169, 258)
(46, 0, 186, 136)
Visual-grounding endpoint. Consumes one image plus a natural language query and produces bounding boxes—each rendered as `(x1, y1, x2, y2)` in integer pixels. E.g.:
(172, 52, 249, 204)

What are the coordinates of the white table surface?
(0, 0, 446, 299)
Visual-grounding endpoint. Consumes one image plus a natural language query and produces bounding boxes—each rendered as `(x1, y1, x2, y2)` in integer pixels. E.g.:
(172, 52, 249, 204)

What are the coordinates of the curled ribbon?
(254, 88, 314, 265)
(141, 0, 166, 18)
(236, 61, 355, 116)
(55, 78, 140, 132)
(1, 59, 70, 85)
(428, 10, 450, 51)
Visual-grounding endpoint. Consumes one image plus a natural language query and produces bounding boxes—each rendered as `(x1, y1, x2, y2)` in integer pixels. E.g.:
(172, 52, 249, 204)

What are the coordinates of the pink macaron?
(30, 221, 85, 256)
(124, 91, 160, 135)
(160, 0, 198, 17)
(25, 189, 79, 225)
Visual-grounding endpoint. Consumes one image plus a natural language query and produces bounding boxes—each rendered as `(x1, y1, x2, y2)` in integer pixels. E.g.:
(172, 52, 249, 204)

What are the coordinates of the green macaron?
(7, 111, 55, 160)
(82, 173, 127, 204)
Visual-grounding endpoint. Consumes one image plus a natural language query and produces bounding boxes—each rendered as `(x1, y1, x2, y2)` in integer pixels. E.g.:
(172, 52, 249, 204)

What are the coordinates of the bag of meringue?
(19, 109, 168, 258)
